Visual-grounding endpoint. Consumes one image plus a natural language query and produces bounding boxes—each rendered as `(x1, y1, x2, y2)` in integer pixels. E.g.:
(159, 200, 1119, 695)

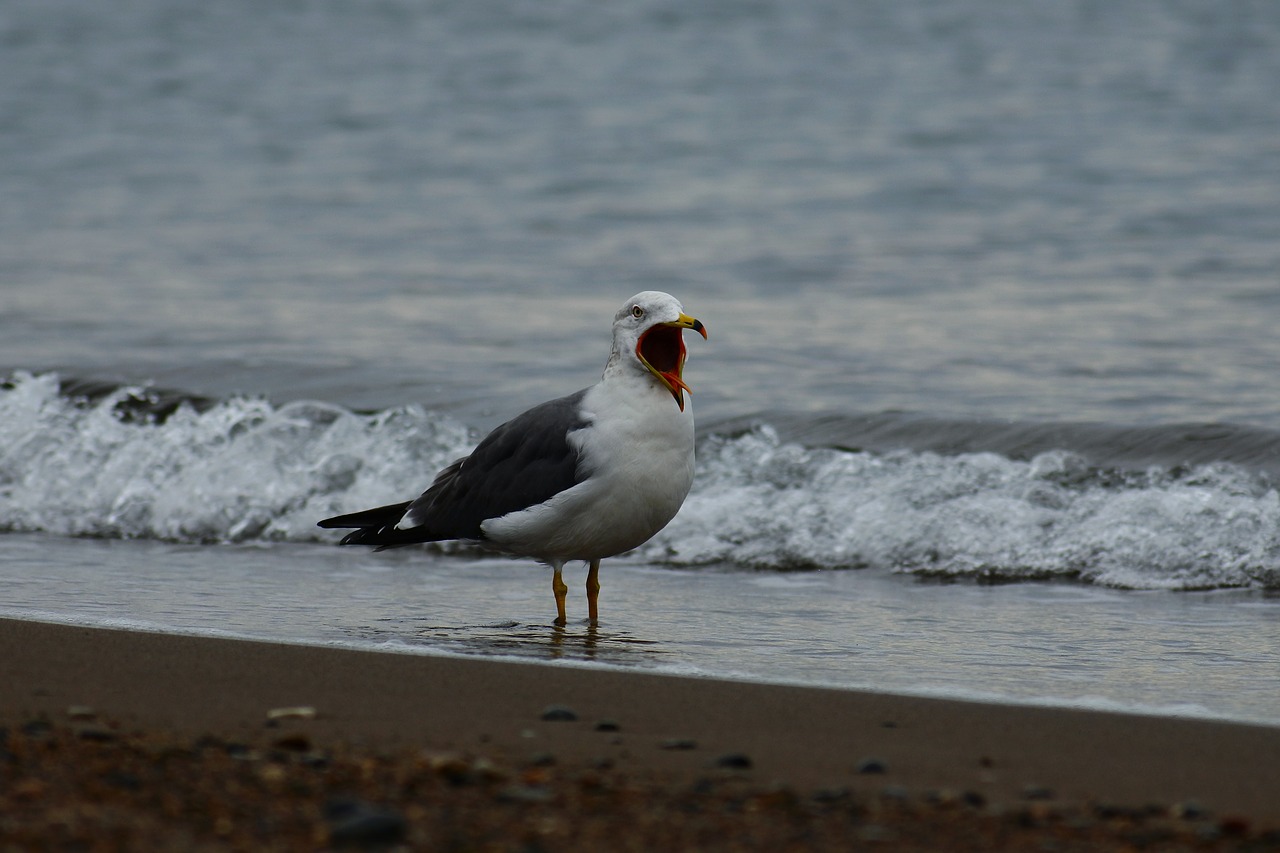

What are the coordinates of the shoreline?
(3, 617, 1277, 849)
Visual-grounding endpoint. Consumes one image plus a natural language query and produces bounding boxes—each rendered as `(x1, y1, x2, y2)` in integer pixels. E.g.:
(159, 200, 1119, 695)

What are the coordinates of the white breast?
(481, 375, 695, 562)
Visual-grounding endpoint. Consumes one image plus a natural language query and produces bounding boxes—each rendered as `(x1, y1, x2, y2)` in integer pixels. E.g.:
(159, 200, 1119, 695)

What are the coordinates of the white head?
(607, 291, 707, 411)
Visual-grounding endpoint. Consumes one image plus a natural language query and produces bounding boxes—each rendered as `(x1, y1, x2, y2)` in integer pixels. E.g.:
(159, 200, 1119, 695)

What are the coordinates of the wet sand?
(2, 618, 1277, 850)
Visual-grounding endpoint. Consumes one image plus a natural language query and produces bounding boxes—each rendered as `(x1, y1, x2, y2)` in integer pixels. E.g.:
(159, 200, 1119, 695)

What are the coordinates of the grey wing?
(398, 388, 593, 541)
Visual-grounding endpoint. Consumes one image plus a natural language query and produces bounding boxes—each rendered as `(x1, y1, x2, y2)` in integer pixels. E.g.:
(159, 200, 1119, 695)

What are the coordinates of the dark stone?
(326, 798, 407, 847)
(74, 724, 118, 743)
(594, 719, 620, 732)
(271, 732, 312, 752)
(225, 743, 257, 760)
(879, 785, 910, 802)
(660, 738, 698, 751)
(527, 752, 557, 768)
(714, 753, 753, 770)
(299, 749, 330, 768)
(496, 784, 554, 804)
(20, 719, 52, 738)
(539, 705, 578, 722)
(193, 735, 227, 751)
(1218, 815, 1252, 836)
(856, 757, 887, 774)
(1171, 800, 1209, 821)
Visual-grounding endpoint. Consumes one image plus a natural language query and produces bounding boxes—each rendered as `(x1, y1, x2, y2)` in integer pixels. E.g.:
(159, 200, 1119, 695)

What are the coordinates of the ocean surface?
(2, 0, 1279, 725)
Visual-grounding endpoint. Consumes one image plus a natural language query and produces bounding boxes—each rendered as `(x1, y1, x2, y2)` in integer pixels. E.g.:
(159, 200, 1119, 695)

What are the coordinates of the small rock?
(271, 732, 312, 752)
(20, 719, 52, 738)
(594, 719, 620, 732)
(66, 705, 97, 721)
(1022, 784, 1054, 801)
(267, 706, 317, 722)
(496, 784, 554, 804)
(301, 750, 331, 769)
(879, 785, 910, 802)
(74, 724, 117, 743)
(660, 738, 698, 751)
(1218, 815, 1251, 836)
(714, 753, 753, 770)
(425, 752, 473, 785)
(1170, 800, 1209, 821)
(810, 787, 851, 804)
(326, 799, 407, 847)
(527, 752, 557, 768)
(471, 757, 509, 784)
(540, 704, 578, 722)
(923, 788, 961, 807)
(856, 757, 888, 774)
(257, 764, 287, 785)
(193, 734, 227, 751)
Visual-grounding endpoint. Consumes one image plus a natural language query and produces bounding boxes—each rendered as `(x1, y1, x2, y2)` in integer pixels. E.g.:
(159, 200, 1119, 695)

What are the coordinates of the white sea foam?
(639, 426, 1280, 590)
(3, 372, 1279, 589)
(0, 372, 473, 543)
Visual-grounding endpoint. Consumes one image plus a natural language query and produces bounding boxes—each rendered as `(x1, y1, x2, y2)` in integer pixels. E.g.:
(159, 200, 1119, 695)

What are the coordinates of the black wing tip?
(317, 501, 413, 531)
(338, 526, 434, 549)
(337, 528, 374, 546)
(318, 501, 426, 548)
(322, 514, 443, 549)
(330, 525, 395, 547)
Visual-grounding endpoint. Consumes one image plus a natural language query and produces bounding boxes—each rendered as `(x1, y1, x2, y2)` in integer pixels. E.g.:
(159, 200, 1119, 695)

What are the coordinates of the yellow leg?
(552, 562, 568, 627)
(586, 558, 601, 626)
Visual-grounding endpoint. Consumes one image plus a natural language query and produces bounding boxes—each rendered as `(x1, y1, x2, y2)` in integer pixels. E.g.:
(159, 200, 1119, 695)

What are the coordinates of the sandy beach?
(2, 618, 1277, 850)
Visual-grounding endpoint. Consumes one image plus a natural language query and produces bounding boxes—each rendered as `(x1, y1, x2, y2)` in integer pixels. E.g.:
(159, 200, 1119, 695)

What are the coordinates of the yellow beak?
(636, 313, 708, 411)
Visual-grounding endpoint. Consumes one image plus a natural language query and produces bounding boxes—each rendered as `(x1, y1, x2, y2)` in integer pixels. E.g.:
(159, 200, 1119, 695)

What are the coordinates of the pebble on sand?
(540, 705, 579, 722)
(267, 706, 318, 721)
(660, 738, 698, 751)
(714, 753, 754, 770)
(325, 798, 407, 847)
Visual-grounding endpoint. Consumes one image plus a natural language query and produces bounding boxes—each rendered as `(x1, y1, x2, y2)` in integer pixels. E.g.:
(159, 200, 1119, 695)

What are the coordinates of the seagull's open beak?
(636, 313, 707, 411)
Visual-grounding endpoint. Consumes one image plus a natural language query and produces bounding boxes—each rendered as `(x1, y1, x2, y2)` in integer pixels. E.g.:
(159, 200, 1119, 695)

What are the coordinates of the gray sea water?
(2, 0, 1279, 724)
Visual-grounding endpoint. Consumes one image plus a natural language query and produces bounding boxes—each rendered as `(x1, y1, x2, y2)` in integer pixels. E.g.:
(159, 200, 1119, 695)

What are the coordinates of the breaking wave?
(3, 371, 1278, 590)
(641, 427, 1280, 590)
(0, 372, 473, 544)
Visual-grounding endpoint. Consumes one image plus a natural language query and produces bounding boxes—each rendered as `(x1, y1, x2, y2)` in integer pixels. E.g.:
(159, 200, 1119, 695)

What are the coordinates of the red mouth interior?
(637, 324, 686, 378)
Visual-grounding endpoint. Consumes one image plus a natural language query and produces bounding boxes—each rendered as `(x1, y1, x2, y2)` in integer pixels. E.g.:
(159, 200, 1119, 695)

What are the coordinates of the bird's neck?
(601, 347, 640, 382)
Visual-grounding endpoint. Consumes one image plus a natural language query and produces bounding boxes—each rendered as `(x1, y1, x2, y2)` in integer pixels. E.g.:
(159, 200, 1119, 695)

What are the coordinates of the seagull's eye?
(631, 305, 645, 319)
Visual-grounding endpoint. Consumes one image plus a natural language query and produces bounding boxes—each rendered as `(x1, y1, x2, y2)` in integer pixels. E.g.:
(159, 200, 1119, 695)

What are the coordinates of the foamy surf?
(3, 371, 1279, 590)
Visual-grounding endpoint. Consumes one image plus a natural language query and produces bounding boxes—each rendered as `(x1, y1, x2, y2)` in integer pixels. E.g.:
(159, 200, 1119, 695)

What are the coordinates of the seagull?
(318, 291, 707, 626)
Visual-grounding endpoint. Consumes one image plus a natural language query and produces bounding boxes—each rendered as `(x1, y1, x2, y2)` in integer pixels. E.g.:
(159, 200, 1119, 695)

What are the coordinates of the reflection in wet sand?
(355, 619, 664, 666)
